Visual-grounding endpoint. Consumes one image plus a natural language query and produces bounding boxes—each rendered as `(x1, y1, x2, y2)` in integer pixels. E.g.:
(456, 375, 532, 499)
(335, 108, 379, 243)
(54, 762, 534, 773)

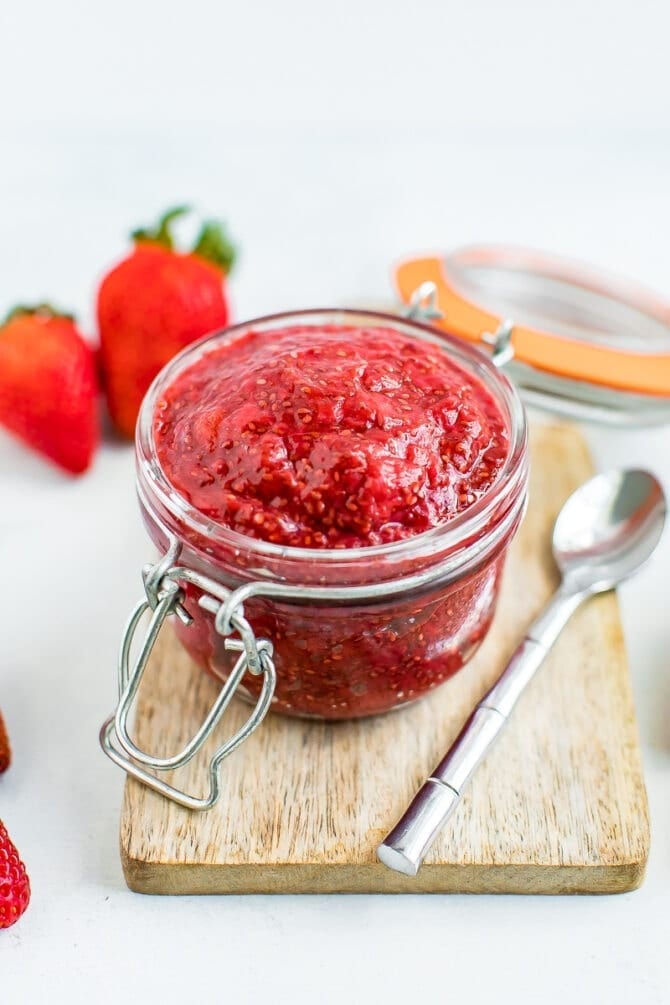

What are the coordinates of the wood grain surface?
(120, 423, 649, 894)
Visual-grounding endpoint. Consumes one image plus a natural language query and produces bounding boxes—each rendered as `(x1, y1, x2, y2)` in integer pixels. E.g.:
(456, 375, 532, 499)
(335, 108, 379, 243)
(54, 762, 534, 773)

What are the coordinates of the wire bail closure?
(100, 489, 526, 811)
(99, 539, 277, 811)
(405, 281, 515, 369)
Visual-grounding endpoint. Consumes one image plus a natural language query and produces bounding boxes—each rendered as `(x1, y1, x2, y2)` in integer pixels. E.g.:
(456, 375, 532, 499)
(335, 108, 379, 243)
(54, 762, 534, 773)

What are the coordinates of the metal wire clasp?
(404, 281, 445, 323)
(482, 319, 515, 368)
(99, 540, 277, 811)
(404, 281, 515, 368)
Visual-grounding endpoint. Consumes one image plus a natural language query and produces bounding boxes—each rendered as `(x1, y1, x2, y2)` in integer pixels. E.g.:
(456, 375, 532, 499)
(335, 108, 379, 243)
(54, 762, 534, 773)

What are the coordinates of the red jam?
(149, 322, 517, 720)
(154, 325, 508, 549)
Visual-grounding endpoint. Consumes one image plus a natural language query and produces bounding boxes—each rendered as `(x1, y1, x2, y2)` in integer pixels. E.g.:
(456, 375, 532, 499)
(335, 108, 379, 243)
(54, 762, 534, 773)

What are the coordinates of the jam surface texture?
(154, 324, 508, 549)
(149, 322, 518, 719)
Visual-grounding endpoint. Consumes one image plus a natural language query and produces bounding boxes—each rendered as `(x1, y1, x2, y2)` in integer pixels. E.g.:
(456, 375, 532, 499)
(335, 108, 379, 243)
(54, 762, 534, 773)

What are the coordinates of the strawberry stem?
(192, 220, 236, 274)
(4, 303, 74, 324)
(131, 206, 191, 250)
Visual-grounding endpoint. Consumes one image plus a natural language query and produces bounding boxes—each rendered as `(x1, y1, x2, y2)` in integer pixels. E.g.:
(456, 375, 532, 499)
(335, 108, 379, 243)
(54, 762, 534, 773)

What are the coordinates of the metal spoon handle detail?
(377, 585, 587, 876)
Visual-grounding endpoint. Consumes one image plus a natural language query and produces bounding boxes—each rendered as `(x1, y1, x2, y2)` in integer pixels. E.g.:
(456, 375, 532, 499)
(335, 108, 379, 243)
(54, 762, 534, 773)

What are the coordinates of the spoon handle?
(377, 585, 587, 876)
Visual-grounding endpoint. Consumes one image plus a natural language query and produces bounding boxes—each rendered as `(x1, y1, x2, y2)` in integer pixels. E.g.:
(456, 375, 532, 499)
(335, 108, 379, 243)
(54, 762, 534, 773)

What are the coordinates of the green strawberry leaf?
(131, 206, 236, 273)
(4, 303, 75, 324)
(131, 205, 191, 250)
(192, 220, 236, 274)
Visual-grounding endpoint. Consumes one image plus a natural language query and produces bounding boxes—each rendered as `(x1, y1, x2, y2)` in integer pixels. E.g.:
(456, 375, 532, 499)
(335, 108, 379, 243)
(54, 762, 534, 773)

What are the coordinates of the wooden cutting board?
(120, 423, 649, 895)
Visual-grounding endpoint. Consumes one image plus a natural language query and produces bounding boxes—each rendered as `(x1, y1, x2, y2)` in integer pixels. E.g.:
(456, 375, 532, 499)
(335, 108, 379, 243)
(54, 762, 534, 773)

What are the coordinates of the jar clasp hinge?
(404, 281, 515, 368)
(99, 538, 277, 811)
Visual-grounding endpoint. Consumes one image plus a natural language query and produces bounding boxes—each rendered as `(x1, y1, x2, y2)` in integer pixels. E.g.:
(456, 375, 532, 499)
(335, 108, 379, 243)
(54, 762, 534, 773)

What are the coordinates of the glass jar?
(140, 308, 527, 709)
(102, 309, 528, 809)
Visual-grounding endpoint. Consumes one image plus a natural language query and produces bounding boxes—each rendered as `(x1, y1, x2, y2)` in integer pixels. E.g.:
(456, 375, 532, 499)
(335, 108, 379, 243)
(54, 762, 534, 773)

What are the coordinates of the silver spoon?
(378, 468, 666, 876)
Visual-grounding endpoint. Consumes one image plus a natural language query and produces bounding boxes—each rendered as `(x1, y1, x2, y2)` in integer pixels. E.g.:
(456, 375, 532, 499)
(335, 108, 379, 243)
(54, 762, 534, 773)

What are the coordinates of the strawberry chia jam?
(139, 311, 528, 719)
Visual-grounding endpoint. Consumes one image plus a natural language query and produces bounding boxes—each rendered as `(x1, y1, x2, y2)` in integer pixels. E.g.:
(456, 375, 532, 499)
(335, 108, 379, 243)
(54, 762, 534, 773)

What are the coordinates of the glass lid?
(394, 246, 670, 426)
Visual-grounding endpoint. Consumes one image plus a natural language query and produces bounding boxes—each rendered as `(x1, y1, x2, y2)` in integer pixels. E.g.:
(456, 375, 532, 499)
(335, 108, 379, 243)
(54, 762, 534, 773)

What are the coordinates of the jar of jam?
(102, 309, 528, 809)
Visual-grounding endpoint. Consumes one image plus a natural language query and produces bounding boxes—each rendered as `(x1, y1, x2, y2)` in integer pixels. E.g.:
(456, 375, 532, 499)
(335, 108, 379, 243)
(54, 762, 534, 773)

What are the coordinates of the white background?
(1, 1, 669, 1002)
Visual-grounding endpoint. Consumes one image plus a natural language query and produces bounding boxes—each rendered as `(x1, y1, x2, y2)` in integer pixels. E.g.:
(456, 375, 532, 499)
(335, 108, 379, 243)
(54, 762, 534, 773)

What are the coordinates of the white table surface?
(1, 120, 669, 1002)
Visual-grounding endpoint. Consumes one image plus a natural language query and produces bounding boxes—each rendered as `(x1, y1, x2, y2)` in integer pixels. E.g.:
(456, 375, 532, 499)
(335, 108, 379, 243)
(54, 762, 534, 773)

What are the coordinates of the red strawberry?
(0, 305, 99, 474)
(0, 820, 30, 929)
(97, 206, 235, 439)
(0, 712, 10, 774)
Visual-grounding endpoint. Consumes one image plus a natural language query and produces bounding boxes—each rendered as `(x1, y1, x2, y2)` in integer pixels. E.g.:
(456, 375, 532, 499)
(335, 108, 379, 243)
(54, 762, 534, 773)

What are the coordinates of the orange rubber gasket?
(394, 256, 670, 397)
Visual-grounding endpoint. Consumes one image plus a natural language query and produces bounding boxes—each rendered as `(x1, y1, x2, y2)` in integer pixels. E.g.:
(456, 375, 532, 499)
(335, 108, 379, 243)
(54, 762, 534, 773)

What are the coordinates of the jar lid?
(394, 246, 670, 426)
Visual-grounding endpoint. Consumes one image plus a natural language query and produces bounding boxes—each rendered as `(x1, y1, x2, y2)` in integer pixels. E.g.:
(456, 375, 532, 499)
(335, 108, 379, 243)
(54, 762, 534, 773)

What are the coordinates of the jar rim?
(136, 307, 528, 569)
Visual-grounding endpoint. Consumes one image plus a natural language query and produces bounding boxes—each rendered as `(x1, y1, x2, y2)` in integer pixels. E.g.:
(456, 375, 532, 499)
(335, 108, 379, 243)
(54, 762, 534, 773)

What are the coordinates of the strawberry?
(0, 711, 10, 774)
(97, 206, 235, 439)
(0, 305, 99, 474)
(0, 820, 30, 929)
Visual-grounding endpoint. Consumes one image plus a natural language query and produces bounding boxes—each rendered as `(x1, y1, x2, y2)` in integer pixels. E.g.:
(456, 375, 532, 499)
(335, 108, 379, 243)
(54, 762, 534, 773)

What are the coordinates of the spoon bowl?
(553, 469, 666, 593)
